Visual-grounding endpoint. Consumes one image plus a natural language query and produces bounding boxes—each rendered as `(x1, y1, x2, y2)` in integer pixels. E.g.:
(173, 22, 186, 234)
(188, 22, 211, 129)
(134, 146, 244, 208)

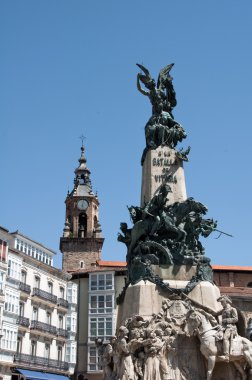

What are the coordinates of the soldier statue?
(217, 295, 238, 361)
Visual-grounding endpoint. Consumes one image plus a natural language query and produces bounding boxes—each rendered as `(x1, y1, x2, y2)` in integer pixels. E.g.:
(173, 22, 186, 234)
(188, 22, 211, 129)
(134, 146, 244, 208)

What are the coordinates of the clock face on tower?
(77, 199, 89, 211)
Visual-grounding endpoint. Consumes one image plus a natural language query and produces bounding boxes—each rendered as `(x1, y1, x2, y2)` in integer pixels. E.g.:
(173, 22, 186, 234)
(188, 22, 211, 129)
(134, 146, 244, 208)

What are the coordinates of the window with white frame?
(15, 239, 20, 250)
(31, 340, 37, 357)
(32, 307, 38, 321)
(7, 255, 21, 281)
(19, 302, 24, 317)
(21, 270, 27, 283)
(0, 271, 5, 293)
(89, 317, 112, 341)
(41, 252, 45, 263)
(34, 275, 40, 289)
(58, 315, 64, 329)
(57, 346, 63, 362)
(67, 283, 77, 304)
(66, 312, 77, 332)
(59, 286, 65, 299)
(88, 346, 101, 371)
(4, 288, 19, 314)
(0, 239, 8, 262)
(45, 343, 50, 359)
(17, 336, 22, 354)
(65, 342, 77, 364)
(90, 294, 113, 314)
(1, 323, 18, 351)
(14, 239, 53, 266)
(48, 281, 53, 294)
(89, 273, 113, 291)
(46, 311, 52, 325)
(38, 250, 42, 261)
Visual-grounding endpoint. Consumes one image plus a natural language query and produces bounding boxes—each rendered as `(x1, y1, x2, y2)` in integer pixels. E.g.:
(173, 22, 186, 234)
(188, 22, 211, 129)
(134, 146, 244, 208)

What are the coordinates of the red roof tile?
(97, 260, 127, 267)
(212, 265, 252, 271)
(68, 262, 252, 275)
(97, 261, 252, 272)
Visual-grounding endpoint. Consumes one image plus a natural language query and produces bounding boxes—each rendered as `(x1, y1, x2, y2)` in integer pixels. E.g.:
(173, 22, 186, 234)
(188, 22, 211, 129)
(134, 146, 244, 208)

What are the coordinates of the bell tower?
(60, 143, 104, 272)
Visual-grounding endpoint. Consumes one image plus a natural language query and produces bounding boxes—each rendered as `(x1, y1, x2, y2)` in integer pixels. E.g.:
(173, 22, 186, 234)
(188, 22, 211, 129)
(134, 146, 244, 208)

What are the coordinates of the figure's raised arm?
(136, 63, 151, 77)
(137, 73, 149, 96)
(136, 63, 154, 96)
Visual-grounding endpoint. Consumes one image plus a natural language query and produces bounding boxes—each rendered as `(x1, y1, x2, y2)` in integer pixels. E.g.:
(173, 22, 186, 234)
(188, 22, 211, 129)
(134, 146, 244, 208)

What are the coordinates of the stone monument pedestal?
(117, 263, 222, 319)
(116, 278, 241, 380)
(116, 277, 222, 380)
(117, 277, 222, 327)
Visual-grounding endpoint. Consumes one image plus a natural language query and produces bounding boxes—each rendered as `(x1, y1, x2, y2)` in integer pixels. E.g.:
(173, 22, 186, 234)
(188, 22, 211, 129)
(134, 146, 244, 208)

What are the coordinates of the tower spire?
(73, 142, 93, 195)
(60, 141, 104, 272)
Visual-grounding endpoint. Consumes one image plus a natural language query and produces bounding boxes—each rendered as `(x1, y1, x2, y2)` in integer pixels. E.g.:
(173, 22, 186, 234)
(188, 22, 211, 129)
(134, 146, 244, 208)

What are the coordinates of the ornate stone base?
(151, 264, 197, 280)
(117, 279, 222, 325)
(115, 280, 248, 380)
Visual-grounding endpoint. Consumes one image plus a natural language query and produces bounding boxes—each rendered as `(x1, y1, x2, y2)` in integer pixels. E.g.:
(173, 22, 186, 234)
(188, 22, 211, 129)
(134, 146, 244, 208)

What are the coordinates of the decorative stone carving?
(186, 297, 252, 380)
(98, 296, 252, 379)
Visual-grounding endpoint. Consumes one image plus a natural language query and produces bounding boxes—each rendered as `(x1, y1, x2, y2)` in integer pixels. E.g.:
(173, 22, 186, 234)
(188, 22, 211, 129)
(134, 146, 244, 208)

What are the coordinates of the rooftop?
(97, 261, 252, 272)
(10, 230, 56, 255)
(69, 260, 252, 277)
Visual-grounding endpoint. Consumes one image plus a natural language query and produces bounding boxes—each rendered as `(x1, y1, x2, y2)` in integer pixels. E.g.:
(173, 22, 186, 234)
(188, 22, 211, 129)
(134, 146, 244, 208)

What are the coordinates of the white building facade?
(70, 264, 126, 380)
(0, 227, 78, 380)
(0, 227, 11, 380)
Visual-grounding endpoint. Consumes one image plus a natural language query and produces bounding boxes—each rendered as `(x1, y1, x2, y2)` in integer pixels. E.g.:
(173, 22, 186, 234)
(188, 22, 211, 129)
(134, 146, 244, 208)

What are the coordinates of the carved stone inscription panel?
(141, 147, 187, 207)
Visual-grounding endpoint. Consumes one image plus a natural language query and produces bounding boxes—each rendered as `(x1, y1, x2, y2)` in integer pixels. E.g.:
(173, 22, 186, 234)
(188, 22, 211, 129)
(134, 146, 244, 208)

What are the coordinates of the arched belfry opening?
(78, 213, 87, 238)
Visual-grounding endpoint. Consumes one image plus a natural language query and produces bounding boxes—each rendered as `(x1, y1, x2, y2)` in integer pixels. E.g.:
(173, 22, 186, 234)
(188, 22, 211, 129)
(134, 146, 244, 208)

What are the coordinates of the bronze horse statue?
(127, 198, 207, 258)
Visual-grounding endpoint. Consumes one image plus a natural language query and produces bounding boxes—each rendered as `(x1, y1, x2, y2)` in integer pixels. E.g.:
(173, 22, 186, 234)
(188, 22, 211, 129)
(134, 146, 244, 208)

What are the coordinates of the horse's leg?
(175, 223, 187, 242)
(243, 347, 252, 369)
(249, 368, 252, 380)
(206, 356, 216, 380)
(233, 361, 246, 380)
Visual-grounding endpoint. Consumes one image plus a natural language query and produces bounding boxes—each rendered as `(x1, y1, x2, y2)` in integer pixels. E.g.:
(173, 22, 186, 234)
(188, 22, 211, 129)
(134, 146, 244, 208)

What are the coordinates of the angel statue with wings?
(137, 63, 176, 116)
(137, 64, 186, 163)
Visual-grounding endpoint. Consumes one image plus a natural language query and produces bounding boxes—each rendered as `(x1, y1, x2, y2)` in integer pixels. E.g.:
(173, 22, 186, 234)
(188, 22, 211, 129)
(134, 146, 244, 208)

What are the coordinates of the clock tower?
(60, 143, 104, 272)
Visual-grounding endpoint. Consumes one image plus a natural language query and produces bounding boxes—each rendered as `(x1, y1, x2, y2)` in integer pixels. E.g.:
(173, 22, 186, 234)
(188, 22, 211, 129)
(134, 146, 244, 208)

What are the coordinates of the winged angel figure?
(137, 64, 186, 162)
(137, 63, 176, 115)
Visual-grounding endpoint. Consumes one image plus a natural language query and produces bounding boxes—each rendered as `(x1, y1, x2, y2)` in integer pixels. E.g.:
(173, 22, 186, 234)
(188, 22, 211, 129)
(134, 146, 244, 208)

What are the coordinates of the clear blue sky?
(1, 1, 252, 268)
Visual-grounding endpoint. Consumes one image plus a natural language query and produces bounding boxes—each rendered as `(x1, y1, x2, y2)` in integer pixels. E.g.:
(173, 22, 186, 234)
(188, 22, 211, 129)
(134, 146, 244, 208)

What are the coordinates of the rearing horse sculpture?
(187, 309, 252, 380)
(127, 198, 207, 258)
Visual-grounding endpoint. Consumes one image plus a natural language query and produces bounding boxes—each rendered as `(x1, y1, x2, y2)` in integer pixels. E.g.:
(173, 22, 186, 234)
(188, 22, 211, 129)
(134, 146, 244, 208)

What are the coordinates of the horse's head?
(186, 309, 202, 336)
(128, 206, 141, 224)
(187, 198, 208, 215)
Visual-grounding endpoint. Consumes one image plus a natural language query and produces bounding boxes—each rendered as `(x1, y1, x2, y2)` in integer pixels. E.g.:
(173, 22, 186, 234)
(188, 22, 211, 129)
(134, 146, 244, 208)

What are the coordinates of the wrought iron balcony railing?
(57, 328, 68, 338)
(57, 298, 69, 308)
(14, 353, 69, 371)
(19, 282, 31, 294)
(31, 320, 57, 335)
(33, 288, 57, 304)
(17, 316, 30, 327)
